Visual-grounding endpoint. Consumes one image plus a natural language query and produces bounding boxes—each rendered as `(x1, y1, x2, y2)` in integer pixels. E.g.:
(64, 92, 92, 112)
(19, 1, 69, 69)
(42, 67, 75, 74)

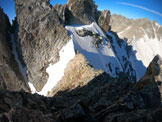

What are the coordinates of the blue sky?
(0, 0, 162, 25)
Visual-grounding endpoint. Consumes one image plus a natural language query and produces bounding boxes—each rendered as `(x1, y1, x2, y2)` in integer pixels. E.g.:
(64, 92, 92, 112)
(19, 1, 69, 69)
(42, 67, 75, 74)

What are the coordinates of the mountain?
(12, 0, 162, 96)
(1, 0, 162, 121)
(110, 14, 162, 69)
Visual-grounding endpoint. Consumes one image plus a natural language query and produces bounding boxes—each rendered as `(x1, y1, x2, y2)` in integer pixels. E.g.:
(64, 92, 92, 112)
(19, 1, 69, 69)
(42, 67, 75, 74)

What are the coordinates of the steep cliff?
(0, 8, 30, 92)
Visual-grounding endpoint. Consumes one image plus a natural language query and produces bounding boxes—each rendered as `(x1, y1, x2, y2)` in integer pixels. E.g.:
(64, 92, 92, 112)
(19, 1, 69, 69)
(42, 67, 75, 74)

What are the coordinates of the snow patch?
(38, 40, 75, 96)
(28, 82, 37, 93)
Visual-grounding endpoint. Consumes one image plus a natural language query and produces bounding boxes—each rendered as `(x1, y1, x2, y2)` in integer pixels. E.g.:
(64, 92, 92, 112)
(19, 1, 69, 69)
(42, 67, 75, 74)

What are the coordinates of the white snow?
(66, 22, 123, 77)
(155, 22, 161, 28)
(38, 39, 75, 96)
(28, 82, 37, 93)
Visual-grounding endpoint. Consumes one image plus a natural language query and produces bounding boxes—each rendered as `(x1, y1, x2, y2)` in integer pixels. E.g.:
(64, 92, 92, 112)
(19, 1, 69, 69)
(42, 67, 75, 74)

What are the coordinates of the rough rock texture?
(136, 54, 162, 100)
(0, 55, 162, 121)
(67, 0, 98, 25)
(110, 14, 162, 41)
(14, 0, 70, 91)
(53, 4, 68, 24)
(66, 0, 111, 32)
(0, 8, 30, 92)
(48, 53, 104, 96)
(98, 10, 111, 32)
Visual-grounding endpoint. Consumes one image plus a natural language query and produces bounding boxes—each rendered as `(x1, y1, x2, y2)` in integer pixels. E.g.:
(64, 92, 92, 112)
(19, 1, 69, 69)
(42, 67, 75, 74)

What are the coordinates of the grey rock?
(98, 10, 111, 32)
(67, 0, 98, 25)
(53, 4, 68, 24)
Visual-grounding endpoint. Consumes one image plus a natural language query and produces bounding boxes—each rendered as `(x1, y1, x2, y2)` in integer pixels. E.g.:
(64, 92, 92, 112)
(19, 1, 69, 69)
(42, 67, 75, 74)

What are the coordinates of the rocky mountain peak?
(67, 0, 98, 25)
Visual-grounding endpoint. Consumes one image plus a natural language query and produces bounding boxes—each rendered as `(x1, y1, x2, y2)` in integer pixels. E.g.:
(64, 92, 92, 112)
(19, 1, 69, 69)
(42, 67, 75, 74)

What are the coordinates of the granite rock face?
(0, 8, 30, 92)
(15, 0, 70, 91)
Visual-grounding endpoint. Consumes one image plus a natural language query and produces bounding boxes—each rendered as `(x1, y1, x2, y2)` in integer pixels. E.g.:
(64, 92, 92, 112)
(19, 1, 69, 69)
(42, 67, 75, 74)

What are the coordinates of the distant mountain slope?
(110, 14, 162, 68)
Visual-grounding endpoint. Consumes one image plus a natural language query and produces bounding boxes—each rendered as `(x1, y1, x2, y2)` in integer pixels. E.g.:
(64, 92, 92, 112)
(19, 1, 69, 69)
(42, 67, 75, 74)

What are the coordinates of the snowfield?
(66, 22, 123, 77)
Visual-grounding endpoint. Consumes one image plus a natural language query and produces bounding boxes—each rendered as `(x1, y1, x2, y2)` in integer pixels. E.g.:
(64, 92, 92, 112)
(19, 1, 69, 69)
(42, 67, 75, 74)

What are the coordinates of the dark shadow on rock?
(52, 70, 162, 122)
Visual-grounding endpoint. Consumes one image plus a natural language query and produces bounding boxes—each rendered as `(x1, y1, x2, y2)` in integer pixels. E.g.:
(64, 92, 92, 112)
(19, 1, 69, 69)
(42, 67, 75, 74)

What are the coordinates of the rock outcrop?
(0, 8, 30, 92)
(97, 10, 111, 32)
(67, 0, 98, 25)
(14, 0, 70, 91)
(135, 54, 162, 100)
(66, 0, 111, 32)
